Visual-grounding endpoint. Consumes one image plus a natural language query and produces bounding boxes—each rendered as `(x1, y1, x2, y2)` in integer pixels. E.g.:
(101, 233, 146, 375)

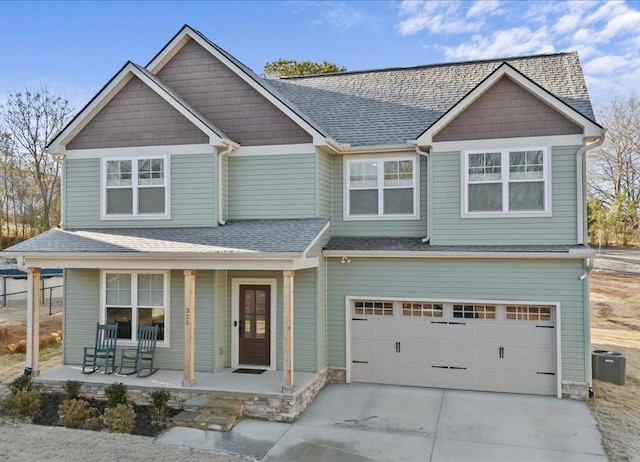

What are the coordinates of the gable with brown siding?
(433, 77, 582, 142)
(157, 39, 312, 146)
(67, 76, 210, 150)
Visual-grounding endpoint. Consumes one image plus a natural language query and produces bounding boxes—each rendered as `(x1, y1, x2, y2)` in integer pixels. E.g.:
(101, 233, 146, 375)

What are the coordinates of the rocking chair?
(82, 323, 118, 374)
(117, 325, 158, 377)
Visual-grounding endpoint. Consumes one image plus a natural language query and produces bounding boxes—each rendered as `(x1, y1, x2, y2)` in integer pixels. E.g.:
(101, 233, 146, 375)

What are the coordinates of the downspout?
(582, 254, 596, 393)
(576, 134, 605, 245)
(217, 140, 239, 226)
(50, 150, 66, 228)
(415, 145, 432, 244)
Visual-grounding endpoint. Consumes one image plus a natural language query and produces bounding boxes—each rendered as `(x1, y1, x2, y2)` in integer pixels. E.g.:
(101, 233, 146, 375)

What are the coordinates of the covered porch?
(36, 365, 327, 422)
(1, 219, 330, 405)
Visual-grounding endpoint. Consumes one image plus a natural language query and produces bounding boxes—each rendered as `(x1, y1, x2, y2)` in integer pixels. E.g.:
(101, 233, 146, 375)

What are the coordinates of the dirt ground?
(0, 302, 63, 382)
(590, 249, 640, 462)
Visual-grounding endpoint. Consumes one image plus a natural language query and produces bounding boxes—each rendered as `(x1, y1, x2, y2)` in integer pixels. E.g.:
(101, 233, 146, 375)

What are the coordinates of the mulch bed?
(32, 393, 179, 437)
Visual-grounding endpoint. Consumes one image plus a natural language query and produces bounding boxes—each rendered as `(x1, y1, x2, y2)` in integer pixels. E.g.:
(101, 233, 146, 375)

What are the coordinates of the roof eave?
(323, 248, 595, 259)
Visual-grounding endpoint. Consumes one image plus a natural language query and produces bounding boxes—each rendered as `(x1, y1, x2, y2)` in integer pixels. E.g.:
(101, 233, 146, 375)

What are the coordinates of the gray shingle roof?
(324, 237, 588, 253)
(266, 52, 595, 146)
(2, 219, 329, 256)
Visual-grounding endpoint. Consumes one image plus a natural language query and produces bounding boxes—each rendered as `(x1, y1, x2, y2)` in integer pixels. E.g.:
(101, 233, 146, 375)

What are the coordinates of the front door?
(239, 285, 270, 366)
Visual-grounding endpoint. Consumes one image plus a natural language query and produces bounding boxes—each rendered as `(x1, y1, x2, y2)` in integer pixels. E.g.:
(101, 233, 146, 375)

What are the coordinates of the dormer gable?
(49, 62, 227, 153)
(417, 63, 603, 146)
(146, 25, 325, 146)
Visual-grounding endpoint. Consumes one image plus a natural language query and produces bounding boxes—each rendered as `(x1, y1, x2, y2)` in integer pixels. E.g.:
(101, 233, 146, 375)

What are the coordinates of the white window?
(345, 156, 418, 219)
(102, 271, 169, 345)
(103, 156, 169, 218)
(463, 148, 550, 217)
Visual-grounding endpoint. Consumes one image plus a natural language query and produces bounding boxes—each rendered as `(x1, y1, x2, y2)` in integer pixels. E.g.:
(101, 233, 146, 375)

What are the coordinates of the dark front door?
(239, 285, 270, 366)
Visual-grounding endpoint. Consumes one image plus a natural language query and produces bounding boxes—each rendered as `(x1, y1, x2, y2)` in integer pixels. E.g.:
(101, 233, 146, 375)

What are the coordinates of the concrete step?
(194, 412, 240, 432)
(201, 398, 243, 416)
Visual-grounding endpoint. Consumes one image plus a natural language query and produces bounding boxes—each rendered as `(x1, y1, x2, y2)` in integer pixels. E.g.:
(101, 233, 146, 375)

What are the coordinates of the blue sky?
(1, 0, 639, 115)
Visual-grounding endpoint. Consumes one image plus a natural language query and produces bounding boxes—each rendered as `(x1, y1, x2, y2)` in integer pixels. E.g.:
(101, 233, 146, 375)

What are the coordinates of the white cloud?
(584, 55, 628, 75)
(466, 0, 503, 18)
(397, 1, 482, 35)
(553, 14, 581, 34)
(444, 27, 555, 60)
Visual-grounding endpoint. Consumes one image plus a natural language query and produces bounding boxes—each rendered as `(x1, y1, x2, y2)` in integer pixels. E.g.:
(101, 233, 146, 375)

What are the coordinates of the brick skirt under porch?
(35, 366, 328, 422)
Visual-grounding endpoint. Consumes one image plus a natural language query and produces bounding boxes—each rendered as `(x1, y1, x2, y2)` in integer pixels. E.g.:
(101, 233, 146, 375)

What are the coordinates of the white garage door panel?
(351, 302, 557, 396)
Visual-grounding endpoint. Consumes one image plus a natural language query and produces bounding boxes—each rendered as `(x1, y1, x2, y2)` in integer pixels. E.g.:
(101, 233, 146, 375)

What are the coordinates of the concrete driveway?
(158, 383, 607, 461)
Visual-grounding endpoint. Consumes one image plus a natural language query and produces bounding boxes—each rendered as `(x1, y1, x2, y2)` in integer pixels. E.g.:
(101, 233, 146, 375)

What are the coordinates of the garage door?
(351, 300, 557, 395)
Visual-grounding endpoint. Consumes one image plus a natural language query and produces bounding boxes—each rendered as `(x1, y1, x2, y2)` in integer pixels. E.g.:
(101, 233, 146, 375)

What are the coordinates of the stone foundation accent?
(34, 368, 328, 423)
(327, 367, 346, 383)
(561, 381, 589, 400)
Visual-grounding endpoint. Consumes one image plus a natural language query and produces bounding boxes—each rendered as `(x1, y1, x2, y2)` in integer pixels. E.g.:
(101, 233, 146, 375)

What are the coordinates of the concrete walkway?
(158, 383, 607, 461)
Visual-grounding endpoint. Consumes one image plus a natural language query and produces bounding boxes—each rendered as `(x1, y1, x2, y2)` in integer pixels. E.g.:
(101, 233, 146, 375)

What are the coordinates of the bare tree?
(0, 85, 73, 232)
(588, 94, 640, 205)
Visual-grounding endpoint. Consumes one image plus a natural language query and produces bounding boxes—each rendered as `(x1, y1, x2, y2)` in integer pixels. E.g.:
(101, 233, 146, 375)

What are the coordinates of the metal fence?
(0, 285, 63, 315)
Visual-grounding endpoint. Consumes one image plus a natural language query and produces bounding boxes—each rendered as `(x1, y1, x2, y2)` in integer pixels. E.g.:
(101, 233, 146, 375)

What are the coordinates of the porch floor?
(37, 365, 320, 397)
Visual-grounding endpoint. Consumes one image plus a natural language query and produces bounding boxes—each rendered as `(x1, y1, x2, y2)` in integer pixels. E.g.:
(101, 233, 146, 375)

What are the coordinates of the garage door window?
(506, 306, 551, 321)
(453, 304, 496, 319)
(354, 301, 393, 316)
(402, 302, 443, 317)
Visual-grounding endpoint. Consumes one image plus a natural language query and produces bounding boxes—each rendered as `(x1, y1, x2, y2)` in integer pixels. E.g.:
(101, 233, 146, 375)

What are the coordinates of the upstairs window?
(346, 156, 418, 219)
(103, 156, 168, 218)
(463, 148, 550, 217)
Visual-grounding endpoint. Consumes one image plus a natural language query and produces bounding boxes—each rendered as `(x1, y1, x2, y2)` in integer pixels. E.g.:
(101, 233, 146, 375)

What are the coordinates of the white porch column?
(26, 267, 41, 376)
(282, 270, 295, 393)
(183, 270, 196, 387)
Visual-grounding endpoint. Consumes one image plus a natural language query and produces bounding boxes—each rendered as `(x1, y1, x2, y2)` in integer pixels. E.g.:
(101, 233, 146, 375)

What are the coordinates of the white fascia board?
(146, 27, 325, 144)
(19, 255, 319, 271)
(323, 138, 416, 154)
(323, 249, 594, 259)
(64, 144, 216, 160)
(417, 65, 603, 145)
(302, 221, 331, 258)
(431, 134, 585, 153)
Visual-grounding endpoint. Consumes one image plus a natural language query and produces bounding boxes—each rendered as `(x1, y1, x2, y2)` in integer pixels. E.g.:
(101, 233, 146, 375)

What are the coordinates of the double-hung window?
(102, 271, 169, 344)
(346, 156, 418, 219)
(463, 148, 549, 216)
(103, 156, 168, 218)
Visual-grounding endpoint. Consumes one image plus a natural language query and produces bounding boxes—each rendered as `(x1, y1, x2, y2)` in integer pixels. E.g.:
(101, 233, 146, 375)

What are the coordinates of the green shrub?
(103, 403, 135, 433)
(8, 374, 32, 394)
(104, 382, 128, 408)
(1, 390, 41, 418)
(64, 380, 83, 400)
(149, 389, 171, 424)
(57, 398, 91, 427)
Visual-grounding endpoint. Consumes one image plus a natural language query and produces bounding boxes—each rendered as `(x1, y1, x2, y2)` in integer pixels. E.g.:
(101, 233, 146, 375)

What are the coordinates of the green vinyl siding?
(63, 269, 100, 365)
(332, 155, 428, 237)
(431, 146, 579, 245)
(215, 270, 228, 371)
(326, 258, 587, 383)
(63, 269, 216, 372)
(318, 151, 332, 218)
(64, 153, 217, 228)
(227, 153, 316, 219)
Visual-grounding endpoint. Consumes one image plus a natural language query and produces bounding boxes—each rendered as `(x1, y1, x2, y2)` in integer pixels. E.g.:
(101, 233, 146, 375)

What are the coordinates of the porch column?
(26, 267, 41, 376)
(183, 270, 196, 387)
(282, 270, 295, 393)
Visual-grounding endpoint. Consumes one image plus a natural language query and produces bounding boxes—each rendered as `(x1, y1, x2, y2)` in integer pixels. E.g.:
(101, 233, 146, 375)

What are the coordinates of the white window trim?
(343, 154, 420, 221)
(231, 278, 277, 370)
(100, 270, 170, 348)
(461, 147, 552, 218)
(101, 155, 171, 220)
